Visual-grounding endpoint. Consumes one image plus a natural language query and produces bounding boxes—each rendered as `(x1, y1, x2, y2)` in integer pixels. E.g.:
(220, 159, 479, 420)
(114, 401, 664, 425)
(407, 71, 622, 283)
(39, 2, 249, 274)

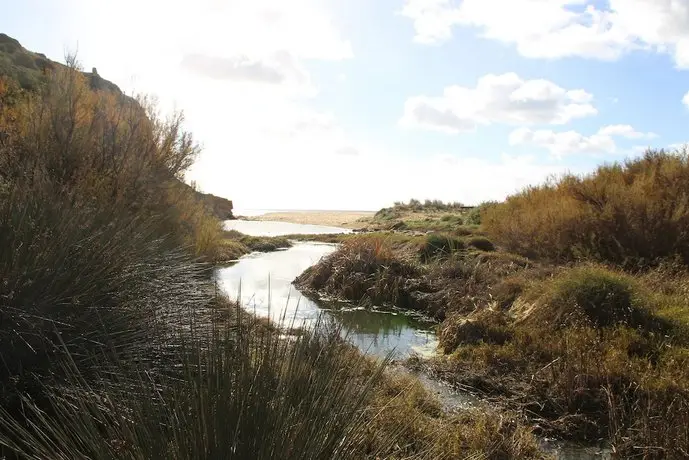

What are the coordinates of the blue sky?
(2, 0, 688, 210)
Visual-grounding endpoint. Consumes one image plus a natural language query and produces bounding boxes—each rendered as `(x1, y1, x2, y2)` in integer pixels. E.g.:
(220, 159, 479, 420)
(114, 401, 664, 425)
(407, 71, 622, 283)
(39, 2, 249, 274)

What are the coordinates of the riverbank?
(213, 237, 549, 459)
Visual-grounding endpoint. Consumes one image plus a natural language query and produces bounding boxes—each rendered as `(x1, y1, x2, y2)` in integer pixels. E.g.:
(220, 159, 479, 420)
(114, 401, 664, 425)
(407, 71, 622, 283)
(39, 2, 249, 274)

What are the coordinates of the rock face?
(197, 191, 234, 220)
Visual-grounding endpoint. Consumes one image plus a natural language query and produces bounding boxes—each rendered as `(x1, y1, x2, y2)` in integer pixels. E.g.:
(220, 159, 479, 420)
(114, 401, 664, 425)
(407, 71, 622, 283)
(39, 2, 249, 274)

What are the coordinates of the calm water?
(224, 220, 352, 237)
(214, 241, 437, 358)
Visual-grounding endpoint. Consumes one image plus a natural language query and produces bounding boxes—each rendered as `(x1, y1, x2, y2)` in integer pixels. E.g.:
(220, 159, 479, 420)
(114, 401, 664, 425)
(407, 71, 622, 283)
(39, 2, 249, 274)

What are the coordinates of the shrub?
(420, 233, 465, 261)
(520, 266, 663, 330)
(464, 201, 498, 225)
(467, 236, 495, 252)
(483, 150, 689, 267)
(0, 59, 224, 414)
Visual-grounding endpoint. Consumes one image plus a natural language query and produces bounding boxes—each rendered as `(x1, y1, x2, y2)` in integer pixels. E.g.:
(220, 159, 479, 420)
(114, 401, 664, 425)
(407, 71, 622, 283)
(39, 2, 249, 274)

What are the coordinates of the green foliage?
(382, 198, 466, 216)
(465, 201, 498, 225)
(522, 266, 662, 330)
(420, 233, 465, 261)
(484, 150, 689, 267)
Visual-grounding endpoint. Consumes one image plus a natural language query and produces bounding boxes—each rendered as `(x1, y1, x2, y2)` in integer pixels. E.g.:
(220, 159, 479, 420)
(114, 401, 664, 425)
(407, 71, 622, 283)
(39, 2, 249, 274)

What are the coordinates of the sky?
(2, 0, 689, 210)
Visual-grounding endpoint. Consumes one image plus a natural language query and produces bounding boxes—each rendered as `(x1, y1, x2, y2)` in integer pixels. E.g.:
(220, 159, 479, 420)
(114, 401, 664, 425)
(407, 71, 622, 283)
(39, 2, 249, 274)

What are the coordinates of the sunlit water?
(214, 242, 437, 359)
(224, 220, 352, 237)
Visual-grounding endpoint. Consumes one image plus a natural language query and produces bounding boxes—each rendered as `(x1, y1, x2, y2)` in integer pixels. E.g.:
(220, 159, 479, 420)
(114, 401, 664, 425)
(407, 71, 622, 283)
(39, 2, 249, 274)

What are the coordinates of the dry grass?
(428, 264, 689, 455)
(295, 236, 423, 310)
(362, 366, 547, 459)
(483, 150, 689, 267)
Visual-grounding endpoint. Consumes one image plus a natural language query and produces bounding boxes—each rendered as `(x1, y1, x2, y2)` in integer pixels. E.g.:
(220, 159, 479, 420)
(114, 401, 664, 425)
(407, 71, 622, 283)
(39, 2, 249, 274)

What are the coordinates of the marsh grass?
(419, 233, 465, 262)
(0, 303, 404, 460)
(428, 264, 689, 453)
(294, 236, 424, 310)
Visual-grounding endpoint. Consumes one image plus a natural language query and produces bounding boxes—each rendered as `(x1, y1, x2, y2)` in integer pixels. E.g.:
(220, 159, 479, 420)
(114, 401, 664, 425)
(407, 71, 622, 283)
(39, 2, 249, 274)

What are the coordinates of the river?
(216, 220, 612, 460)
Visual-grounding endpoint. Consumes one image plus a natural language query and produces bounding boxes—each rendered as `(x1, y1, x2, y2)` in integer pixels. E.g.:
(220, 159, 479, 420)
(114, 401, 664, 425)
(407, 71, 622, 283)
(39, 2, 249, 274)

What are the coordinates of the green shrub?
(465, 201, 499, 225)
(420, 233, 465, 261)
(522, 266, 663, 330)
(11, 51, 37, 69)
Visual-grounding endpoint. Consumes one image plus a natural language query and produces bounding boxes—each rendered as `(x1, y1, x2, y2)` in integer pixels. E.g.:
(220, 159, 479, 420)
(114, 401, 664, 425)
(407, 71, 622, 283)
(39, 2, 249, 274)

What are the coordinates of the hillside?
(0, 32, 233, 219)
(180, 182, 234, 220)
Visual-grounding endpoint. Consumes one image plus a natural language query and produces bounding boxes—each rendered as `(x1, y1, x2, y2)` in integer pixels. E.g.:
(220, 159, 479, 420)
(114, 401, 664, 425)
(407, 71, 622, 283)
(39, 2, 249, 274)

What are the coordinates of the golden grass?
(483, 150, 689, 267)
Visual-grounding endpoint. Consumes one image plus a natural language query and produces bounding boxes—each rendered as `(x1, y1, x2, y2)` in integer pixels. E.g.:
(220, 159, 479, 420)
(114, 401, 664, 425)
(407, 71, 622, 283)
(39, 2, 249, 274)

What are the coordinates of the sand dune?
(252, 210, 374, 228)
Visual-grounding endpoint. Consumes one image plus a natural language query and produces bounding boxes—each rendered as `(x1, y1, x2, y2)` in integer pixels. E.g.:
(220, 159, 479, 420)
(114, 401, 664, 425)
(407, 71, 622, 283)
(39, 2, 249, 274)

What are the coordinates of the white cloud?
(683, 91, 689, 108)
(63, 0, 352, 100)
(180, 52, 307, 85)
(598, 124, 657, 139)
(189, 136, 573, 209)
(400, 72, 597, 133)
(400, 0, 689, 68)
(510, 124, 657, 157)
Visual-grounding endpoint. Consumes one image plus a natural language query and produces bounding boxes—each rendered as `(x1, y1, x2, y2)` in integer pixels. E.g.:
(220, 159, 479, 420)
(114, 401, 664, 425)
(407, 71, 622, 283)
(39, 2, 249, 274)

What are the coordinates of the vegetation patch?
(419, 233, 465, 262)
(483, 150, 689, 267)
(365, 199, 474, 233)
(467, 236, 495, 252)
(518, 265, 666, 330)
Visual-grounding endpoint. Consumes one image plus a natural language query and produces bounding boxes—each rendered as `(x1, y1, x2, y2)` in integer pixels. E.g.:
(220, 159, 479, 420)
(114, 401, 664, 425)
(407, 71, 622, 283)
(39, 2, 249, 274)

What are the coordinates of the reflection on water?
(543, 443, 613, 460)
(325, 307, 437, 357)
(215, 242, 437, 358)
(224, 219, 351, 237)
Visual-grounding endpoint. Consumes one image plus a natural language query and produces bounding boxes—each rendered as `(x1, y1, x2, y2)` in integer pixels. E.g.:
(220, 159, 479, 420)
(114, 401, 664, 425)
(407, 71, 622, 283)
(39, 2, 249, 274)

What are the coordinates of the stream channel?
(217, 220, 613, 460)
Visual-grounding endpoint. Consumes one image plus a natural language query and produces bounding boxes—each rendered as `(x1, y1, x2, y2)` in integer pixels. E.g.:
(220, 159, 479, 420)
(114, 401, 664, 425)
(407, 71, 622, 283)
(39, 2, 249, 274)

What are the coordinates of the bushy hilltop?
(0, 32, 233, 219)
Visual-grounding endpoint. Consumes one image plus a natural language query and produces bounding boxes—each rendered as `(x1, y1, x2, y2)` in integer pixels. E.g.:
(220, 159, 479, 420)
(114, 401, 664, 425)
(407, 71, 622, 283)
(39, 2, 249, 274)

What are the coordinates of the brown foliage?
(483, 150, 689, 267)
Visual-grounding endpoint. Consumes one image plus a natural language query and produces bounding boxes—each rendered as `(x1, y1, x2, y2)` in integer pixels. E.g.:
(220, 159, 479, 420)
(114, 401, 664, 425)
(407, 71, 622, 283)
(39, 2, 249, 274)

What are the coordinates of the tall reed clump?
(295, 236, 420, 307)
(0, 59, 220, 413)
(0, 307, 401, 460)
(483, 149, 689, 267)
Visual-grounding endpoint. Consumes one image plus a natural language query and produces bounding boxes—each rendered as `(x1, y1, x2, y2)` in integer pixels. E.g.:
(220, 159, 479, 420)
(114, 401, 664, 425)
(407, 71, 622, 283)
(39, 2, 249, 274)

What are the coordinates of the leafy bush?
(465, 201, 499, 225)
(483, 150, 689, 267)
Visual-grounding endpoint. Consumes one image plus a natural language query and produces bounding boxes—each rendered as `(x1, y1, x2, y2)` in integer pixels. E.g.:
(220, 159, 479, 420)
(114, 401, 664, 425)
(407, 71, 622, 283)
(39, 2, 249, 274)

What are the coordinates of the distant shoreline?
(242, 210, 375, 228)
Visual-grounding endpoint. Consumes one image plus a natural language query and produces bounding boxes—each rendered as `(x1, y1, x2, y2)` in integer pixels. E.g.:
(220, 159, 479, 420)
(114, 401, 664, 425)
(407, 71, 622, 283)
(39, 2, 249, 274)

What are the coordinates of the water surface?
(215, 241, 437, 358)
